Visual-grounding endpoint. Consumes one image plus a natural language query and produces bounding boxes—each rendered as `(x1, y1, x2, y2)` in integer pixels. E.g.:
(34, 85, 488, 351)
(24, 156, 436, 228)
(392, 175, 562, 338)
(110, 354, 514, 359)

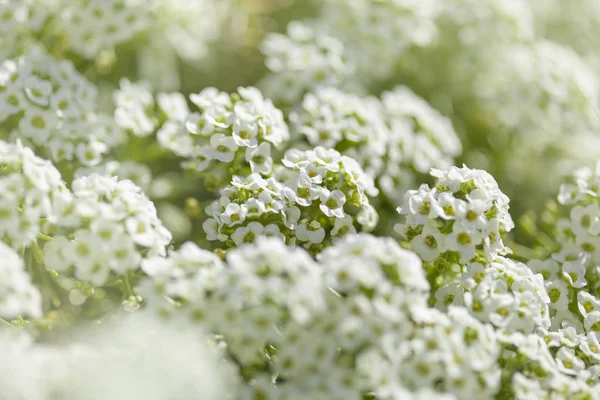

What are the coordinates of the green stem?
(37, 233, 52, 242)
(32, 241, 63, 307)
(122, 274, 134, 299)
(0, 317, 13, 328)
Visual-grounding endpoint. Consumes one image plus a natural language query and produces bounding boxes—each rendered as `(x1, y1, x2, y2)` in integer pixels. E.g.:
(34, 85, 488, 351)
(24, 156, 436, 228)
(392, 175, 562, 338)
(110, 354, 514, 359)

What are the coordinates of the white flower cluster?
(0, 0, 47, 59)
(0, 140, 66, 249)
(0, 241, 42, 319)
(157, 86, 290, 189)
(521, 163, 600, 381)
(436, 255, 551, 335)
(0, 312, 236, 400)
(47, 0, 227, 90)
(472, 40, 600, 144)
(43, 174, 171, 296)
(203, 147, 378, 251)
(52, 0, 150, 60)
(259, 0, 440, 100)
(0, 49, 123, 166)
(396, 165, 551, 336)
(319, 0, 440, 82)
(290, 87, 387, 178)
(75, 160, 153, 192)
(290, 86, 462, 200)
(260, 21, 354, 104)
(113, 79, 164, 138)
(396, 165, 514, 264)
(142, 234, 507, 399)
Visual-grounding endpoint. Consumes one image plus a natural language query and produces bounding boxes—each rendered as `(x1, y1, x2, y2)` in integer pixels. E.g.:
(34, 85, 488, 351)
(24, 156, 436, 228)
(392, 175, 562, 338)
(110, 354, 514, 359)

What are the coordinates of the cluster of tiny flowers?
(318, 0, 440, 84)
(290, 86, 462, 200)
(435, 255, 551, 335)
(0, 0, 47, 60)
(0, 140, 66, 249)
(358, 306, 501, 399)
(52, 0, 150, 59)
(0, 314, 237, 400)
(202, 147, 378, 252)
(113, 79, 163, 138)
(75, 160, 153, 192)
(529, 162, 600, 317)
(0, 48, 123, 166)
(42, 174, 171, 301)
(289, 87, 387, 179)
(50, 0, 225, 62)
(497, 332, 600, 399)
(142, 234, 506, 399)
(157, 86, 290, 191)
(259, 0, 440, 96)
(396, 165, 514, 265)
(513, 162, 600, 388)
(260, 21, 355, 105)
(472, 40, 600, 144)
(0, 241, 42, 319)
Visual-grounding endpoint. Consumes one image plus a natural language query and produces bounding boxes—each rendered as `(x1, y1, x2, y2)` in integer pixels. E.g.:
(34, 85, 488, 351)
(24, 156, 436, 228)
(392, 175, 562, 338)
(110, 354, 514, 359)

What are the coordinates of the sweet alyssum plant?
(3, 1, 600, 400)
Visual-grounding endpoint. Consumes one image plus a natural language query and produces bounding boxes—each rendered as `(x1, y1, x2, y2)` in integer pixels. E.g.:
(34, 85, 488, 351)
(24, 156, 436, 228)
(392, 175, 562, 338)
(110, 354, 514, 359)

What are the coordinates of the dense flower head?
(396, 165, 514, 264)
(0, 313, 237, 400)
(320, 0, 440, 83)
(53, 0, 150, 59)
(260, 21, 355, 104)
(435, 255, 551, 335)
(290, 86, 462, 201)
(114, 79, 163, 138)
(0, 0, 48, 59)
(381, 85, 462, 176)
(42, 173, 171, 301)
(48, 0, 227, 89)
(0, 48, 123, 166)
(0, 241, 42, 319)
(472, 40, 600, 142)
(525, 162, 600, 365)
(358, 306, 501, 399)
(0, 140, 66, 248)
(75, 160, 153, 192)
(157, 86, 290, 190)
(535, 161, 600, 304)
(142, 234, 504, 399)
(202, 147, 378, 251)
(289, 87, 388, 179)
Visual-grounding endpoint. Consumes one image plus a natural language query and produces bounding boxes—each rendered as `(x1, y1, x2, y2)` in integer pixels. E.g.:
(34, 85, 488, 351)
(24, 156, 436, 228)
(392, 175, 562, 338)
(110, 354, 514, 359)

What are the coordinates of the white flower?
(245, 142, 272, 175)
(220, 203, 247, 227)
(546, 280, 570, 311)
(43, 236, 72, 273)
(412, 222, 446, 262)
(570, 204, 599, 236)
(562, 259, 587, 288)
(296, 220, 326, 244)
(331, 215, 356, 238)
(157, 92, 189, 121)
(446, 221, 481, 263)
(319, 189, 346, 218)
(578, 292, 600, 318)
(207, 134, 238, 163)
(231, 222, 265, 245)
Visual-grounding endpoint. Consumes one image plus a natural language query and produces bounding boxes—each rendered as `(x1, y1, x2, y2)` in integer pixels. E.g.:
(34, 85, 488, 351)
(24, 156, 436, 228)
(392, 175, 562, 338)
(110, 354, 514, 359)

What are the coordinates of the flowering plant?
(2, 1, 600, 399)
